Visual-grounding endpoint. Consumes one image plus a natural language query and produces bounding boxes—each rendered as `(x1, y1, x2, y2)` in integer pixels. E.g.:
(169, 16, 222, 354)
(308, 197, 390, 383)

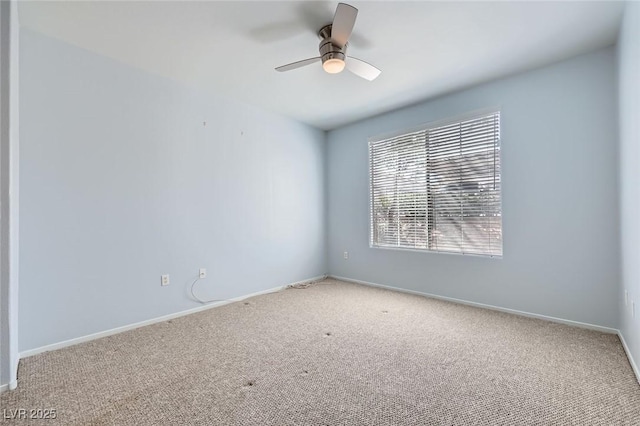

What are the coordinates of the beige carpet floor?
(1, 278, 639, 425)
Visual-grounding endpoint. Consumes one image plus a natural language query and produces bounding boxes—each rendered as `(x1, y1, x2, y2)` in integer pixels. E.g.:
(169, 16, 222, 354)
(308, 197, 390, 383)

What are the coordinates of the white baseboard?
(618, 331, 640, 385)
(329, 275, 619, 334)
(0, 380, 17, 394)
(17, 273, 637, 388)
(20, 274, 327, 359)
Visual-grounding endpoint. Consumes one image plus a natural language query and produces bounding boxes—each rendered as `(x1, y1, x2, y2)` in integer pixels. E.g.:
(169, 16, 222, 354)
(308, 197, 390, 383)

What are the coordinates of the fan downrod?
(318, 25, 347, 65)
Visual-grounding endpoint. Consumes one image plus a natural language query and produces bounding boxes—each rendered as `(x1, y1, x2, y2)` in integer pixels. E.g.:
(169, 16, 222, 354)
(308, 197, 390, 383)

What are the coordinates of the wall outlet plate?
(343, 251, 349, 260)
(199, 268, 206, 279)
(161, 274, 170, 286)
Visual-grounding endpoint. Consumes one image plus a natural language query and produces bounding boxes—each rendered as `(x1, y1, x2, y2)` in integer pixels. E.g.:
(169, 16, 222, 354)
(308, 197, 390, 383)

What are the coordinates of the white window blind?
(369, 111, 502, 257)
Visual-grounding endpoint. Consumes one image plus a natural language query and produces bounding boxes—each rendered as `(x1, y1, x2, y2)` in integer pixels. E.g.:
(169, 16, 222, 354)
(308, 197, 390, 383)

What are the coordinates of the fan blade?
(275, 57, 321, 72)
(346, 57, 381, 81)
(331, 3, 358, 48)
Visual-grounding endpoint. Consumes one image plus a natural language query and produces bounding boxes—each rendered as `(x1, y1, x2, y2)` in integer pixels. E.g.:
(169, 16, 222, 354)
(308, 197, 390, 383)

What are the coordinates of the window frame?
(368, 107, 503, 259)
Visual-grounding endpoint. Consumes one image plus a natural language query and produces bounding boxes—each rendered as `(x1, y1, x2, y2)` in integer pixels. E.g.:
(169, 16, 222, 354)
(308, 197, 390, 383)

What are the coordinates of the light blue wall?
(18, 25, 625, 355)
(327, 47, 619, 328)
(19, 29, 326, 352)
(618, 1, 640, 374)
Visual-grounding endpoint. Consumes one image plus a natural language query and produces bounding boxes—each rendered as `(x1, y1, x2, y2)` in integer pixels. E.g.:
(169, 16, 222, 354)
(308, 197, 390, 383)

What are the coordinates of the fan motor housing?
(318, 25, 346, 65)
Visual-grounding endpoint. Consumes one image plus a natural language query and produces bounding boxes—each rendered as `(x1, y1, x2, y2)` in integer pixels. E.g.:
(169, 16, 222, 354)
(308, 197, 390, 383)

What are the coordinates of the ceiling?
(19, 1, 624, 130)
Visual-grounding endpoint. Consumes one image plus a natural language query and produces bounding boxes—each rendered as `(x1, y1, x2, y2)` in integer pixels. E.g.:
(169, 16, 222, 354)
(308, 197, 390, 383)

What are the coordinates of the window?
(369, 110, 502, 257)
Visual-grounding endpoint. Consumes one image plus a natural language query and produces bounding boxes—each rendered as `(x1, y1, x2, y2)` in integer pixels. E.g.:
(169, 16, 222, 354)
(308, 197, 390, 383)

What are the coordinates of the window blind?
(369, 111, 502, 257)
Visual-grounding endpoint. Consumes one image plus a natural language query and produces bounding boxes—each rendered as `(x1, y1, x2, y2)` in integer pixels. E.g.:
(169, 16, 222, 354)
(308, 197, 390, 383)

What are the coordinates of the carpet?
(2, 278, 639, 425)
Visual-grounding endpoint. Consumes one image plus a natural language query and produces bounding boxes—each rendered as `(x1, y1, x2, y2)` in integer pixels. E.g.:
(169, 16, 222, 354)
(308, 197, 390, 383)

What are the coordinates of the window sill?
(369, 244, 502, 259)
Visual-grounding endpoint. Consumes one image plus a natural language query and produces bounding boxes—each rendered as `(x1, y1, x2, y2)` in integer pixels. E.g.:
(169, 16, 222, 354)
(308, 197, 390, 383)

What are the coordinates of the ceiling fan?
(275, 3, 381, 81)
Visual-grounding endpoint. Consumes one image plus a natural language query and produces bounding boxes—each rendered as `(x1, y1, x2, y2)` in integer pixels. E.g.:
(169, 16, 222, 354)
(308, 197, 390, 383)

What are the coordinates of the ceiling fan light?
(323, 58, 345, 74)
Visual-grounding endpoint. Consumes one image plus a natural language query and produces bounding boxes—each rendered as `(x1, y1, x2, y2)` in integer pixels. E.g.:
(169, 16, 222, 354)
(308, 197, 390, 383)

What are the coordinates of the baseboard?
(0, 380, 17, 394)
(618, 331, 640, 385)
(329, 275, 619, 334)
(18, 273, 634, 386)
(20, 274, 327, 359)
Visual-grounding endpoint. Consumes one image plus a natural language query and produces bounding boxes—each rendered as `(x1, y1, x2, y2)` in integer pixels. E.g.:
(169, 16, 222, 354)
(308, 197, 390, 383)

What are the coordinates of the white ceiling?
(19, 1, 624, 130)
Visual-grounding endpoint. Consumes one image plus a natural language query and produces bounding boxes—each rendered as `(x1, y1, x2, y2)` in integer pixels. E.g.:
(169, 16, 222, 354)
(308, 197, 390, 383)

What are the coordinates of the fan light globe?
(323, 58, 346, 74)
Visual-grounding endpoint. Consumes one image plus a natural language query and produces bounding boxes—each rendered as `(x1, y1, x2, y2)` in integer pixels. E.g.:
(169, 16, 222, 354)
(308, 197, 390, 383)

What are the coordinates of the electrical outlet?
(161, 274, 170, 286)
(625, 290, 628, 306)
(343, 251, 349, 260)
(199, 268, 206, 279)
